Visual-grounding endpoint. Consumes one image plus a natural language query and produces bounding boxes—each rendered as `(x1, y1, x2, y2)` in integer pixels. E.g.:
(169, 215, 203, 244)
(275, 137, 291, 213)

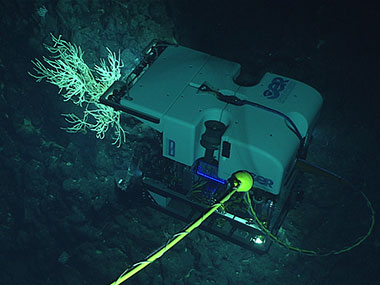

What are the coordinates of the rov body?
(101, 41, 323, 252)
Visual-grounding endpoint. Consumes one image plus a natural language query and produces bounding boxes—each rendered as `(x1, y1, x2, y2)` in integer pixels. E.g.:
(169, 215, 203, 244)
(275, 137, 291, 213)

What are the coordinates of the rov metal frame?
(141, 176, 295, 253)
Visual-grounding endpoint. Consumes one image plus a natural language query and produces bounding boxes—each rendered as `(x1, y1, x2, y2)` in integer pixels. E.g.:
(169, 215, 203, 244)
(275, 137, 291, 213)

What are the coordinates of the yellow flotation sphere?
(233, 171, 253, 192)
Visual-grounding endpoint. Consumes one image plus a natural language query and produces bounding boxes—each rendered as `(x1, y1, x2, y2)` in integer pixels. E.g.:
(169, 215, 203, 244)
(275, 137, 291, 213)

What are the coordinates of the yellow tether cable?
(110, 171, 253, 284)
(110, 169, 374, 283)
(246, 190, 375, 256)
(110, 188, 239, 284)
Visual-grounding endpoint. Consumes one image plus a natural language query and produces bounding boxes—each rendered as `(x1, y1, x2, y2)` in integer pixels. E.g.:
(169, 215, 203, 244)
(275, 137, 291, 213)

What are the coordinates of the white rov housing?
(113, 44, 323, 195)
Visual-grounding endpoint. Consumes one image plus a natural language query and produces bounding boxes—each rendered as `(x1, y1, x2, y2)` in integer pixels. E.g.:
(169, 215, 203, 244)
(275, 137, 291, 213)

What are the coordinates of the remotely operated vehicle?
(100, 40, 323, 253)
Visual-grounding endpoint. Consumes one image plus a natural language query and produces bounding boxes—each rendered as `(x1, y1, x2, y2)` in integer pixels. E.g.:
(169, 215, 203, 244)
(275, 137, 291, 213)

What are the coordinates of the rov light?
(251, 235, 265, 244)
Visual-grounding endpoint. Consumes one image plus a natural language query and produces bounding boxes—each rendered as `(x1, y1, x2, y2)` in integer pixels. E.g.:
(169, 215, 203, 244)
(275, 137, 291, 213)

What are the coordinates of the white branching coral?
(29, 34, 126, 147)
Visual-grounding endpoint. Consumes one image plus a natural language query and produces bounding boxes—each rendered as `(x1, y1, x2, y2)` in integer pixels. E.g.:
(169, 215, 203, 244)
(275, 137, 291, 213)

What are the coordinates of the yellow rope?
(110, 176, 375, 284)
(247, 190, 375, 256)
(110, 188, 238, 284)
